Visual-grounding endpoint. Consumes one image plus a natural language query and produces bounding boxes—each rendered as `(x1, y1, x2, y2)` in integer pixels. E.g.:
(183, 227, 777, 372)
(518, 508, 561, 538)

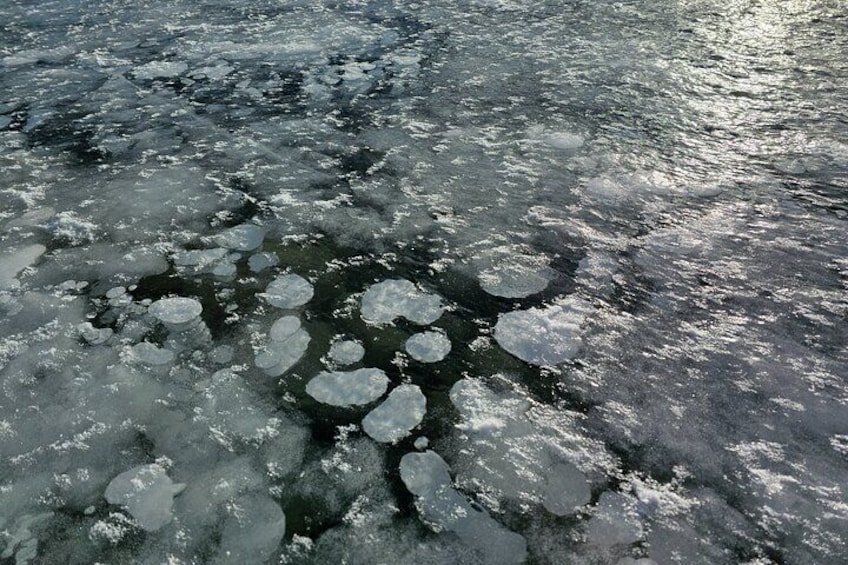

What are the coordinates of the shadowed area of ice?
(103, 464, 185, 532)
(306, 368, 389, 407)
(360, 279, 445, 325)
(362, 384, 426, 443)
(400, 450, 528, 565)
(405, 330, 451, 363)
(494, 296, 591, 366)
(262, 273, 314, 309)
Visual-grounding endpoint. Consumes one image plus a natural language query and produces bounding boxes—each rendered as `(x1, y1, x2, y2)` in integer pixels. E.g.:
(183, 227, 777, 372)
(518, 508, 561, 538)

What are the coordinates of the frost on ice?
(103, 464, 185, 531)
(362, 384, 426, 443)
(306, 368, 389, 407)
(262, 273, 314, 309)
(360, 279, 444, 325)
(399, 450, 528, 565)
(405, 330, 451, 363)
(494, 296, 590, 365)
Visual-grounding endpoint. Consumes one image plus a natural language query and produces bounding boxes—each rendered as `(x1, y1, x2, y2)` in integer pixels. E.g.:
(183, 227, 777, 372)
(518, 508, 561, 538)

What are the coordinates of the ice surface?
(77, 322, 113, 345)
(361, 279, 445, 325)
(248, 252, 279, 273)
(306, 368, 389, 407)
(132, 61, 188, 80)
(0, 244, 45, 290)
(362, 384, 426, 443)
(475, 246, 554, 298)
(494, 297, 590, 365)
(269, 315, 301, 342)
(405, 330, 451, 363)
(400, 451, 528, 564)
(103, 464, 185, 531)
(148, 297, 203, 326)
(327, 339, 365, 366)
(213, 223, 264, 251)
(126, 342, 176, 366)
(213, 494, 285, 564)
(254, 327, 310, 377)
(585, 491, 643, 548)
(542, 462, 592, 516)
(262, 274, 314, 309)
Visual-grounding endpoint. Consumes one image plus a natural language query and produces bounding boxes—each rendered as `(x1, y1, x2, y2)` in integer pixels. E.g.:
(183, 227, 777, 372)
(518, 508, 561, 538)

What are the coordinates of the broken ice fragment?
(494, 297, 589, 365)
(127, 342, 176, 366)
(327, 339, 365, 366)
(360, 279, 444, 325)
(148, 297, 203, 327)
(405, 331, 451, 363)
(213, 224, 264, 251)
(214, 494, 285, 564)
(262, 274, 314, 309)
(542, 462, 592, 516)
(78, 322, 113, 345)
(0, 244, 46, 290)
(306, 368, 389, 407)
(362, 384, 426, 443)
(248, 252, 279, 273)
(254, 328, 310, 377)
(399, 451, 527, 565)
(104, 464, 185, 531)
(586, 491, 644, 548)
(269, 316, 301, 342)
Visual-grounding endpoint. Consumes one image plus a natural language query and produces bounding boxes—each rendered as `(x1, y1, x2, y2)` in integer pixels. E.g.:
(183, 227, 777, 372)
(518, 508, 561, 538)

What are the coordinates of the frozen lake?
(1, 1, 846, 563)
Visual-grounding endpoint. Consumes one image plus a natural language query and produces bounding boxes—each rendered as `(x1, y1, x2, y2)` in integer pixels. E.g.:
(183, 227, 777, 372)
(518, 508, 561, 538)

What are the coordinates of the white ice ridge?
(405, 330, 451, 363)
(399, 451, 528, 565)
(213, 223, 265, 251)
(494, 296, 590, 365)
(255, 316, 310, 377)
(360, 279, 445, 325)
(328, 339, 365, 366)
(306, 368, 389, 407)
(262, 273, 314, 309)
(0, 244, 46, 290)
(104, 464, 185, 531)
(362, 384, 426, 443)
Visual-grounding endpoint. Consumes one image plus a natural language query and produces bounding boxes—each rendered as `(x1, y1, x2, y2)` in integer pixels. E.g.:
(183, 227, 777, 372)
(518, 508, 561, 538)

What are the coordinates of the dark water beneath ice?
(1, 1, 847, 564)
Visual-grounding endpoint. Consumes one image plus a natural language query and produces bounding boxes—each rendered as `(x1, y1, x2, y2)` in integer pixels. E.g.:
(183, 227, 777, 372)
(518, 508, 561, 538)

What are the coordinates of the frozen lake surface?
(1, 1, 847, 563)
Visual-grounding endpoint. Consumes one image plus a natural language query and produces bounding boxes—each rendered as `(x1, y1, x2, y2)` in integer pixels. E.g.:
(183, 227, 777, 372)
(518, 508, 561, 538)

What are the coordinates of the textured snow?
(362, 384, 426, 443)
(262, 274, 314, 309)
(360, 279, 444, 325)
(400, 451, 528, 564)
(494, 297, 590, 365)
(306, 368, 389, 407)
(405, 330, 451, 363)
(103, 464, 185, 531)
(327, 339, 365, 366)
(148, 297, 203, 326)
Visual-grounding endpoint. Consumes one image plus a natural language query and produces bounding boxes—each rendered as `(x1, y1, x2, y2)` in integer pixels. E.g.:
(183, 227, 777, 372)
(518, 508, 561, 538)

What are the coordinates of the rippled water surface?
(1, 1, 846, 563)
